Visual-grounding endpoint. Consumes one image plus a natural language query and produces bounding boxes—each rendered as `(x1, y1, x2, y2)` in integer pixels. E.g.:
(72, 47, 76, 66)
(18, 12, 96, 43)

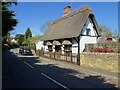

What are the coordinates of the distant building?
(107, 37, 112, 42)
(11, 38, 17, 43)
(9, 38, 17, 43)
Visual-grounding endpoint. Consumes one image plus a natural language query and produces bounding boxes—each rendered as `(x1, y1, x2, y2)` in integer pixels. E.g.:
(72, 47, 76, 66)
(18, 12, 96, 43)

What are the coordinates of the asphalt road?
(2, 49, 119, 89)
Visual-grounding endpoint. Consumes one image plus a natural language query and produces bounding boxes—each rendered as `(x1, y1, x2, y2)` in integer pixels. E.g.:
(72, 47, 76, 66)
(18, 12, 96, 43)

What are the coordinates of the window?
(64, 45, 72, 51)
(48, 46, 52, 51)
(64, 45, 72, 55)
(86, 29, 91, 36)
(55, 45, 61, 52)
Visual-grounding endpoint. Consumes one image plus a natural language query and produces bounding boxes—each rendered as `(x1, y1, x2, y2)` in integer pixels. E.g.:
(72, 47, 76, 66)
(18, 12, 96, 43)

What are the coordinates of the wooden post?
(71, 53, 72, 63)
(39, 50, 40, 56)
(54, 52, 55, 59)
(66, 53, 67, 61)
(77, 36, 80, 66)
(49, 52, 51, 58)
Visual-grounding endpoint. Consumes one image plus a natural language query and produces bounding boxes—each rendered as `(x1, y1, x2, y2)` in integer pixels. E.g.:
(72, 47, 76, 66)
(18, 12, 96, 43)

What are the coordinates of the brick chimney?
(64, 6, 71, 15)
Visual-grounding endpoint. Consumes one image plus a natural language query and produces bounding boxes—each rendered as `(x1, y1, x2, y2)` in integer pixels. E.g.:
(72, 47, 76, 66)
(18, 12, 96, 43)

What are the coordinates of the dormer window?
(86, 29, 91, 36)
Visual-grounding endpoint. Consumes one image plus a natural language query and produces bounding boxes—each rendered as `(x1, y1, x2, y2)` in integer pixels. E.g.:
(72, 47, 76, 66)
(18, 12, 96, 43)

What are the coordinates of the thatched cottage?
(42, 5, 100, 55)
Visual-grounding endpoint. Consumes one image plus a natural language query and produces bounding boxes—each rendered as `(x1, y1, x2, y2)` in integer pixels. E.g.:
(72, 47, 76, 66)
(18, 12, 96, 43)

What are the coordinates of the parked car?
(19, 46, 32, 55)
(90, 47, 114, 53)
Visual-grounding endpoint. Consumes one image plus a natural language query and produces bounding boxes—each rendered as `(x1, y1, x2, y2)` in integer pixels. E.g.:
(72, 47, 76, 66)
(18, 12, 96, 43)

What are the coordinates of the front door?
(55, 45, 62, 58)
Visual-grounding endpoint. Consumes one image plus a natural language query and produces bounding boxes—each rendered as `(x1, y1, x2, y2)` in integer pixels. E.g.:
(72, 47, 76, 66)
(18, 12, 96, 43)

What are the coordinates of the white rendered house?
(42, 5, 100, 55)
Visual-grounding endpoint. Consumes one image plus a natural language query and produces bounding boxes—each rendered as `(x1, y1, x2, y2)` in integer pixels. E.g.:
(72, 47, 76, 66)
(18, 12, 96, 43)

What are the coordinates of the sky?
(9, 2, 118, 37)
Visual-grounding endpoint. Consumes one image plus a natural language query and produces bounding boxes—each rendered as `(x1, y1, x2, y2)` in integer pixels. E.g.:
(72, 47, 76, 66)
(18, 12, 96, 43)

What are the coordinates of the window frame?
(86, 28, 91, 36)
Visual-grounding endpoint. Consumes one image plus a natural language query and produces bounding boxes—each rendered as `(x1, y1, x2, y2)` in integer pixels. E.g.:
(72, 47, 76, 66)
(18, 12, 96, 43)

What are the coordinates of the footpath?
(38, 56, 119, 88)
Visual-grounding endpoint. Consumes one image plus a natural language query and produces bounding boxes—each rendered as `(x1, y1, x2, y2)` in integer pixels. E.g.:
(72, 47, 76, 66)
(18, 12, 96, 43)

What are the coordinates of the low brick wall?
(36, 50, 119, 73)
(80, 52, 119, 73)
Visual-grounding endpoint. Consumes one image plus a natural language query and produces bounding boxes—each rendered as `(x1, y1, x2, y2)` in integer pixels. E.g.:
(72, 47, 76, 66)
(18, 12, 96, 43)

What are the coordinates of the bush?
(27, 43, 36, 50)
(9, 42, 19, 49)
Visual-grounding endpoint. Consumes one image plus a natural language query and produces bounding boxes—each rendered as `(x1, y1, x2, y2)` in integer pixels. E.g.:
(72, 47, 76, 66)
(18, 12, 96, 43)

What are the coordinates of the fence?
(36, 50, 78, 65)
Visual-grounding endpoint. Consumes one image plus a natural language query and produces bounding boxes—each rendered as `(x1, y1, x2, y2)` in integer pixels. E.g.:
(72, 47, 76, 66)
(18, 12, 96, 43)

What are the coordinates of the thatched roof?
(42, 5, 100, 41)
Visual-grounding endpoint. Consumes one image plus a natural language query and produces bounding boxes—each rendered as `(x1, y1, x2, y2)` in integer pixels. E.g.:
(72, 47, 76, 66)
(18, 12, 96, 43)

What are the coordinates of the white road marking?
(41, 73, 70, 90)
(34, 63, 48, 65)
(24, 61, 34, 68)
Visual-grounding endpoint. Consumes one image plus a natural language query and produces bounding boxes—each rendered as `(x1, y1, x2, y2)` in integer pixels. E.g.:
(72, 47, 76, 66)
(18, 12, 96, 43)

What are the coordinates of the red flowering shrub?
(90, 47, 113, 53)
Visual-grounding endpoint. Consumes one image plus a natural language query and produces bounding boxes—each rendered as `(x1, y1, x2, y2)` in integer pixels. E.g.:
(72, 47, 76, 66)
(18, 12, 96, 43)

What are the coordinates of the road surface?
(2, 49, 119, 89)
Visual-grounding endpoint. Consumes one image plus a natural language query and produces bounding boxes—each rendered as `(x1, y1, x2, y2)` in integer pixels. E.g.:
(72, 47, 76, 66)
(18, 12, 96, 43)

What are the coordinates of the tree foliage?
(99, 25, 112, 42)
(25, 28, 32, 39)
(15, 34, 25, 45)
(99, 25, 112, 38)
(99, 25, 119, 42)
(30, 35, 42, 43)
(22, 38, 30, 46)
(2, 2, 18, 37)
(40, 21, 51, 34)
(29, 35, 42, 49)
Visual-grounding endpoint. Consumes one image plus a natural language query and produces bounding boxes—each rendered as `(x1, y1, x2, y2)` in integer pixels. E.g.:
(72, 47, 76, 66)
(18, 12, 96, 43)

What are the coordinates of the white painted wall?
(72, 38, 78, 54)
(44, 45, 48, 52)
(35, 41, 44, 50)
(52, 45, 55, 52)
(81, 17, 98, 36)
(79, 17, 98, 53)
(61, 45, 64, 54)
(72, 46, 78, 54)
(80, 36, 97, 53)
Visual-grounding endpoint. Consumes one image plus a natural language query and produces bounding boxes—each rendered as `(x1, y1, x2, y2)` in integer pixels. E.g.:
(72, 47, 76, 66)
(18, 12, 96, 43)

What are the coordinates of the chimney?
(64, 6, 71, 15)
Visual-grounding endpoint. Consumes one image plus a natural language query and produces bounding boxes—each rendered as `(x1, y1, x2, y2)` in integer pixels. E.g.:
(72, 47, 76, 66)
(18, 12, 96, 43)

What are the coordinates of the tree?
(22, 38, 30, 46)
(2, 2, 18, 37)
(30, 35, 42, 43)
(40, 21, 51, 35)
(112, 29, 120, 42)
(99, 25, 113, 38)
(15, 34, 25, 45)
(25, 28, 32, 39)
(99, 25, 113, 42)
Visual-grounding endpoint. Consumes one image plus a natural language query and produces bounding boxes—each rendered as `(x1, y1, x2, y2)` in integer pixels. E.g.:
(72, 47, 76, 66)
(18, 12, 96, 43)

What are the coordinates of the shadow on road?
(20, 56, 119, 89)
(2, 51, 119, 89)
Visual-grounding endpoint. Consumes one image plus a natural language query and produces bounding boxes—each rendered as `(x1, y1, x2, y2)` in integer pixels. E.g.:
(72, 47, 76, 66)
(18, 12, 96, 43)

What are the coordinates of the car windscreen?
(24, 48, 31, 51)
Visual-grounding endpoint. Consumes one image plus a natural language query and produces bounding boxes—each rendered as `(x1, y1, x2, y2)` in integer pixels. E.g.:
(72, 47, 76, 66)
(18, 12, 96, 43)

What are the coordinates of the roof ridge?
(51, 5, 92, 25)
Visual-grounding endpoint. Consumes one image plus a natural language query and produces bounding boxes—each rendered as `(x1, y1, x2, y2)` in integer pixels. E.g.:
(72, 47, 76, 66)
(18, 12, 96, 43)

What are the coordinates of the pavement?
(35, 55, 119, 88)
(3, 48, 119, 89)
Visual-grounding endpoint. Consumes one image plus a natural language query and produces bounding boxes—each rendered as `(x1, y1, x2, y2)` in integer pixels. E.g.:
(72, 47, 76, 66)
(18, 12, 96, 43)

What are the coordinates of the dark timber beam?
(73, 37, 78, 43)
(77, 36, 80, 66)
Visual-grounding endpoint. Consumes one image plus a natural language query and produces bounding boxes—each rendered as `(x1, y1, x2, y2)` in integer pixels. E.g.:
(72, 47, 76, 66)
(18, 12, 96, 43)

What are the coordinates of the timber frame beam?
(77, 35, 80, 66)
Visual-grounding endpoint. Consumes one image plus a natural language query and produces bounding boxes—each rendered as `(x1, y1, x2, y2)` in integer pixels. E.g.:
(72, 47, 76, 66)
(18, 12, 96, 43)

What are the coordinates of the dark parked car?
(19, 46, 32, 55)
